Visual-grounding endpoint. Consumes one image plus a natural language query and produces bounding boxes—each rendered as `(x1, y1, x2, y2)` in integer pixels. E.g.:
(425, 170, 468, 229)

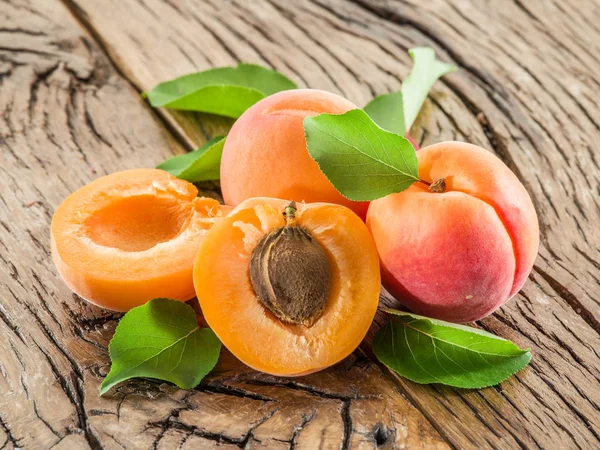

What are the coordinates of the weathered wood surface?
(0, 0, 447, 449)
(0, 0, 599, 449)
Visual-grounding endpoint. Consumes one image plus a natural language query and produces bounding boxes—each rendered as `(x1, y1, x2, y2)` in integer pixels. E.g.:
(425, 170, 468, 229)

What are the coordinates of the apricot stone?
(366, 142, 539, 323)
(220, 89, 370, 218)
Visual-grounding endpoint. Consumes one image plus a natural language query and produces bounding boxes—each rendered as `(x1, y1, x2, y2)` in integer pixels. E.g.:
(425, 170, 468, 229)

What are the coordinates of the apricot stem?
(428, 178, 447, 193)
(283, 201, 297, 225)
(417, 178, 446, 192)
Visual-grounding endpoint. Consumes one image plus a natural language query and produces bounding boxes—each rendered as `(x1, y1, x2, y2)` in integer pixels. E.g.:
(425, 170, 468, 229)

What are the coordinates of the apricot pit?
(249, 201, 331, 326)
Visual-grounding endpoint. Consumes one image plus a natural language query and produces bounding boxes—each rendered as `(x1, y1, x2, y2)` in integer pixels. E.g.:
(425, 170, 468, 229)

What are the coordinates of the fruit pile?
(51, 50, 539, 391)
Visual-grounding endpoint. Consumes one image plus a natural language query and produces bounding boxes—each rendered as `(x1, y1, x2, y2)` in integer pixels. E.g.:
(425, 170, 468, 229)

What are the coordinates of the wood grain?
(0, 0, 448, 449)
(53, 0, 600, 449)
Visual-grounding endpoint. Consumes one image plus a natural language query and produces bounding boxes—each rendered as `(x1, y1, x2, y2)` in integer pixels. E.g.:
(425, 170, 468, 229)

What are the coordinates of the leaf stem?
(418, 178, 431, 187)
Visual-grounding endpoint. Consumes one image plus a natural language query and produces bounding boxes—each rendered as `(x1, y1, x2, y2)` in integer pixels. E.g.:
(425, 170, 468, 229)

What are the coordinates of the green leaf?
(364, 91, 405, 135)
(373, 309, 531, 389)
(100, 299, 221, 395)
(157, 136, 225, 182)
(304, 109, 419, 201)
(144, 63, 297, 118)
(402, 47, 457, 132)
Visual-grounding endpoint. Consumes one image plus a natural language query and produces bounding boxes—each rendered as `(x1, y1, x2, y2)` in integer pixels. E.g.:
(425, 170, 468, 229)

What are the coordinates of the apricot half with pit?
(51, 168, 230, 311)
(194, 198, 380, 376)
(367, 142, 539, 323)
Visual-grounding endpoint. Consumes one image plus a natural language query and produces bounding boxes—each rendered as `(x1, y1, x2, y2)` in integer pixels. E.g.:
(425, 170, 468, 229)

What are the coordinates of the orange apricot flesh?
(367, 142, 539, 323)
(51, 168, 230, 311)
(194, 198, 380, 376)
(220, 89, 370, 219)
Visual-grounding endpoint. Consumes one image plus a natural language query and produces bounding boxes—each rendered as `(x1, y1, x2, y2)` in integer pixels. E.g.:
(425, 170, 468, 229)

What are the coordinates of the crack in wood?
(340, 399, 352, 450)
(65, 76, 96, 173)
(519, 375, 585, 449)
(29, 62, 60, 120)
(515, 300, 600, 383)
(0, 412, 20, 449)
(19, 296, 100, 450)
(197, 381, 276, 402)
(0, 27, 47, 36)
(552, 311, 600, 359)
(32, 284, 64, 332)
(83, 105, 113, 149)
(245, 378, 378, 401)
(534, 266, 600, 335)
(33, 400, 63, 440)
(290, 408, 316, 449)
(148, 404, 280, 448)
(73, 312, 123, 331)
(473, 390, 531, 450)
(0, 45, 55, 57)
(0, 301, 26, 344)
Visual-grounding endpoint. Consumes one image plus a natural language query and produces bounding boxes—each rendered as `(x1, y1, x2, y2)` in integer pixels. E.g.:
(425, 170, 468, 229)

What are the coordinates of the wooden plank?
(0, 0, 448, 448)
(59, 0, 600, 448)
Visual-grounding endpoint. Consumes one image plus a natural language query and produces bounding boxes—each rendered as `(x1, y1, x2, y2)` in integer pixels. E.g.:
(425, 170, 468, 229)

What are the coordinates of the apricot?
(194, 198, 380, 376)
(220, 89, 370, 218)
(51, 168, 230, 311)
(367, 142, 539, 323)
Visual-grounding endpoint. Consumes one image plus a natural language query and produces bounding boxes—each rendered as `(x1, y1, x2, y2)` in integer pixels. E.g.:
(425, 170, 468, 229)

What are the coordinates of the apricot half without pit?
(194, 198, 381, 376)
(51, 168, 231, 311)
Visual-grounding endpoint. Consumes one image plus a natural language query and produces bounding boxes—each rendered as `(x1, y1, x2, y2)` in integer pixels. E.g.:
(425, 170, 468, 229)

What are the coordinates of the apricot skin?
(367, 142, 539, 323)
(220, 89, 370, 218)
(194, 198, 380, 376)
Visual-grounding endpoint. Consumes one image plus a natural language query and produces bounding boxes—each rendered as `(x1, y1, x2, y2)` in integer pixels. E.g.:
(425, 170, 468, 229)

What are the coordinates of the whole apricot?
(51, 169, 231, 311)
(194, 198, 380, 376)
(367, 142, 539, 323)
(220, 89, 370, 218)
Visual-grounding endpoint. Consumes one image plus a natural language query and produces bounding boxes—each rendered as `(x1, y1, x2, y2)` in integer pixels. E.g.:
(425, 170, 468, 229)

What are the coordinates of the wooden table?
(1, 0, 599, 448)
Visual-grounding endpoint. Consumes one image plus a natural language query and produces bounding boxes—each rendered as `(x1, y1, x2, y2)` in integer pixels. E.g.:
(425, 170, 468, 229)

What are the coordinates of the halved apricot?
(194, 197, 380, 376)
(51, 168, 231, 311)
